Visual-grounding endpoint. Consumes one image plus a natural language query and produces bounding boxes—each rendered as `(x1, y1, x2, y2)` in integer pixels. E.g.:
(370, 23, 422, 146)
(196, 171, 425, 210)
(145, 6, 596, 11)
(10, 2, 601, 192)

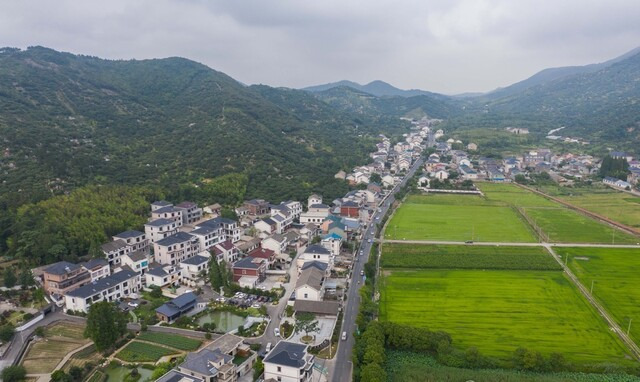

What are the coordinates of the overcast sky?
(1, 0, 639, 94)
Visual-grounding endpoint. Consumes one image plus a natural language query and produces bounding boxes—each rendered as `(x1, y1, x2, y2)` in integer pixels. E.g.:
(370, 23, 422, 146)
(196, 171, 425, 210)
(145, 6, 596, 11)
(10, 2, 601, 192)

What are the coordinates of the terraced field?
(21, 322, 90, 374)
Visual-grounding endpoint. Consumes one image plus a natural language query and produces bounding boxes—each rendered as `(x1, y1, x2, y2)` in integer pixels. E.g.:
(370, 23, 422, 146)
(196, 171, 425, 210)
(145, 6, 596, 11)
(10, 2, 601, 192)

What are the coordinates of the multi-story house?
(64, 267, 141, 313)
(101, 239, 131, 267)
(199, 218, 241, 243)
(151, 205, 183, 227)
(243, 199, 270, 216)
(212, 240, 240, 264)
(232, 257, 267, 285)
(121, 250, 151, 281)
(145, 218, 179, 243)
(42, 261, 92, 296)
(146, 264, 181, 288)
(113, 230, 149, 254)
(81, 259, 110, 282)
(296, 245, 332, 269)
(261, 234, 288, 256)
(263, 342, 314, 382)
(154, 232, 201, 265)
(300, 203, 330, 225)
(190, 224, 225, 251)
(175, 201, 203, 225)
(295, 266, 325, 301)
(180, 255, 210, 287)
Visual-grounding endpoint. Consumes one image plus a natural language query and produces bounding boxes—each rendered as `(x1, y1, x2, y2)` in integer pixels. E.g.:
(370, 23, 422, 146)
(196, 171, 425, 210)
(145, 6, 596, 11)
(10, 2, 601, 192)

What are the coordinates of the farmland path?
(25, 341, 94, 382)
(380, 239, 640, 248)
(544, 244, 640, 361)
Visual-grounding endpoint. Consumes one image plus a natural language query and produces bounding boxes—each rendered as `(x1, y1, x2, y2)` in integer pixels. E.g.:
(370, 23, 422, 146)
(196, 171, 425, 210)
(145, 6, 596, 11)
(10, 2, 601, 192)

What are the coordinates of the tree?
(69, 366, 83, 381)
(18, 269, 34, 288)
(209, 258, 223, 291)
(84, 301, 127, 352)
(253, 357, 264, 380)
(219, 260, 230, 288)
(0, 325, 15, 342)
(294, 312, 319, 338)
(3, 267, 17, 288)
(149, 285, 163, 299)
(51, 370, 72, 382)
(369, 173, 382, 184)
(34, 326, 45, 337)
(360, 363, 387, 382)
(1, 365, 26, 382)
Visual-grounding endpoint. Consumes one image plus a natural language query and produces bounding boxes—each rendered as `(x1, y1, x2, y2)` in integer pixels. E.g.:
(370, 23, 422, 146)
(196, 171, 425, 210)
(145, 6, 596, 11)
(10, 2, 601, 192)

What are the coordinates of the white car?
(127, 302, 139, 308)
(274, 328, 281, 337)
(252, 303, 261, 309)
(266, 342, 272, 353)
(368, 239, 372, 243)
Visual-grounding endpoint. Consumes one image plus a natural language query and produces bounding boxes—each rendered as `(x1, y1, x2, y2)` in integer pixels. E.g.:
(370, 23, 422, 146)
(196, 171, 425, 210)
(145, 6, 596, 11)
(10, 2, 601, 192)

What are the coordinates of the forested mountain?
(303, 79, 440, 98)
(482, 46, 640, 100)
(0, 46, 406, 261)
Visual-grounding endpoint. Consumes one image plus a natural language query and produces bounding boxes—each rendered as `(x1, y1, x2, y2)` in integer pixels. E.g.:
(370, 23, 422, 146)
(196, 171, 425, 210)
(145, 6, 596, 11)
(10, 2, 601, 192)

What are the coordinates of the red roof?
(248, 247, 275, 259)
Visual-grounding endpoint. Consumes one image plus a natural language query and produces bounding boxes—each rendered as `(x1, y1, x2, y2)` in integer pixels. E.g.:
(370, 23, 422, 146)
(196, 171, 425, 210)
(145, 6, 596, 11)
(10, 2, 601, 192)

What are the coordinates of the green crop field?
(379, 269, 632, 364)
(115, 341, 179, 362)
(523, 207, 638, 244)
(385, 350, 640, 382)
(477, 182, 558, 207)
(560, 192, 640, 229)
(557, 247, 640, 344)
(137, 332, 202, 351)
(385, 195, 536, 242)
(381, 244, 560, 270)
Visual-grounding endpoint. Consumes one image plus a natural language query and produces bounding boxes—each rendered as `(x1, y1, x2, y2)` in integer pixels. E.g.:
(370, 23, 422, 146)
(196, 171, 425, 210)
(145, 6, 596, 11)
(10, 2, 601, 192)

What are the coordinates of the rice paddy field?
(557, 247, 640, 345)
(385, 194, 536, 242)
(559, 192, 640, 230)
(379, 269, 632, 364)
(477, 182, 558, 207)
(380, 243, 560, 270)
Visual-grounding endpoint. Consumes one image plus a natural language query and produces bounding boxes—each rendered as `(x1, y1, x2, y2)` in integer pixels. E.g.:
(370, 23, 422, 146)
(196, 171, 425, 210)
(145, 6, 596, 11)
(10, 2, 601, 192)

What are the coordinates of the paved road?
(331, 156, 423, 382)
(380, 239, 640, 248)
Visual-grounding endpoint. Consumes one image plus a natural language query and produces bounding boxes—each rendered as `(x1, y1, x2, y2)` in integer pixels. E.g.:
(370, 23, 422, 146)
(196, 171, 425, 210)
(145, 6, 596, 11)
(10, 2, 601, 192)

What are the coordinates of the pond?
(105, 364, 153, 381)
(197, 311, 247, 332)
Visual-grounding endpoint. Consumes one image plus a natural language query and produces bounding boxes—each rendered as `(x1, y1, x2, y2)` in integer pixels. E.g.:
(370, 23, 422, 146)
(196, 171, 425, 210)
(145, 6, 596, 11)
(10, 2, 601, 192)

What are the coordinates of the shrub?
(1, 365, 26, 382)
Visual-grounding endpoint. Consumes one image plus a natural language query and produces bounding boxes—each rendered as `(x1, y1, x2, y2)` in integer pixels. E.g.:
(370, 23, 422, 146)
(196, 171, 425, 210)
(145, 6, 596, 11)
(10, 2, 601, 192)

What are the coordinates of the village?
(0, 123, 432, 382)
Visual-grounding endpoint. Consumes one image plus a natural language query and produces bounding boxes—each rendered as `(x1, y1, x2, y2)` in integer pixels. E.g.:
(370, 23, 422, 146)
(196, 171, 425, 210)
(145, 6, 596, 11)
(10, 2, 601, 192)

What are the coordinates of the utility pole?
(628, 318, 632, 336)
(565, 254, 568, 266)
(590, 280, 594, 294)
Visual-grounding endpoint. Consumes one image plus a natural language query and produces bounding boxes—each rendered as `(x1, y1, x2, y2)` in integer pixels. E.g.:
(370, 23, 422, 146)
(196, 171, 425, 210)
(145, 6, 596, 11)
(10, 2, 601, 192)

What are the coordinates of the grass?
(381, 244, 560, 270)
(115, 341, 179, 362)
(21, 322, 90, 374)
(385, 194, 536, 242)
(379, 269, 632, 364)
(557, 247, 640, 345)
(385, 350, 640, 382)
(62, 344, 102, 373)
(137, 331, 202, 351)
(523, 207, 639, 244)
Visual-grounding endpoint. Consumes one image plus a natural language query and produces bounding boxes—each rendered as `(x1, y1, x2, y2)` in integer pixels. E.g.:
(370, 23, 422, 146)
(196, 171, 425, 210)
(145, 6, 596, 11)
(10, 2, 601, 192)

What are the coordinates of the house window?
(277, 367, 281, 372)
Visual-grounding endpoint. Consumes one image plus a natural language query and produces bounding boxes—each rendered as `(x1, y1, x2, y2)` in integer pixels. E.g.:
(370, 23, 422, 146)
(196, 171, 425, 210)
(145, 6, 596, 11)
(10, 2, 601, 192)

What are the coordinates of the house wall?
(295, 285, 322, 301)
(264, 363, 307, 382)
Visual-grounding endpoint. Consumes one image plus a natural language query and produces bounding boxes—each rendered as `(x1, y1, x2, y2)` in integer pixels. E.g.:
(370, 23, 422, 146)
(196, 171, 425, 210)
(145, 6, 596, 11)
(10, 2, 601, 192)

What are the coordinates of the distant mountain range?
(303, 80, 442, 98)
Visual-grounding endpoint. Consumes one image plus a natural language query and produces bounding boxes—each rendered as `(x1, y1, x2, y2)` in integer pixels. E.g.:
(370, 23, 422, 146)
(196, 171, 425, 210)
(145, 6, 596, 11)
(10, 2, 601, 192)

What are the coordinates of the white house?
(179, 255, 210, 287)
(113, 230, 149, 254)
(263, 342, 314, 382)
(295, 267, 325, 301)
(433, 170, 449, 180)
(64, 268, 141, 313)
(81, 259, 110, 282)
(101, 240, 130, 267)
(154, 232, 201, 265)
(190, 224, 225, 251)
(121, 251, 150, 283)
(296, 245, 332, 268)
(212, 240, 240, 264)
(150, 205, 183, 227)
(262, 234, 288, 255)
(145, 218, 179, 243)
(321, 233, 342, 257)
(300, 203, 330, 224)
(145, 264, 181, 288)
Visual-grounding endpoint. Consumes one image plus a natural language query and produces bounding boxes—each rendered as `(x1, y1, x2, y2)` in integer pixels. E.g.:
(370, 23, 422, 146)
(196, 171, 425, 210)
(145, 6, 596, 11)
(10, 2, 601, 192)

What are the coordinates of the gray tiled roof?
(82, 258, 108, 270)
(264, 341, 308, 368)
(304, 245, 330, 255)
(156, 232, 194, 247)
(145, 218, 175, 227)
(181, 255, 209, 266)
(113, 230, 145, 239)
(44, 261, 82, 276)
(66, 268, 139, 298)
(101, 240, 127, 253)
(156, 370, 203, 382)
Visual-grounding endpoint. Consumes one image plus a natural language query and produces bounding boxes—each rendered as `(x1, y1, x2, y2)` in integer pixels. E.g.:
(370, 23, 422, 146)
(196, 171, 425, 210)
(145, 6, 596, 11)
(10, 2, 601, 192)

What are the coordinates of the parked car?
(127, 301, 139, 308)
(274, 328, 281, 337)
(342, 332, 347, 341)
(266, 342, 272, 353)
(360, 270, 364, 276)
